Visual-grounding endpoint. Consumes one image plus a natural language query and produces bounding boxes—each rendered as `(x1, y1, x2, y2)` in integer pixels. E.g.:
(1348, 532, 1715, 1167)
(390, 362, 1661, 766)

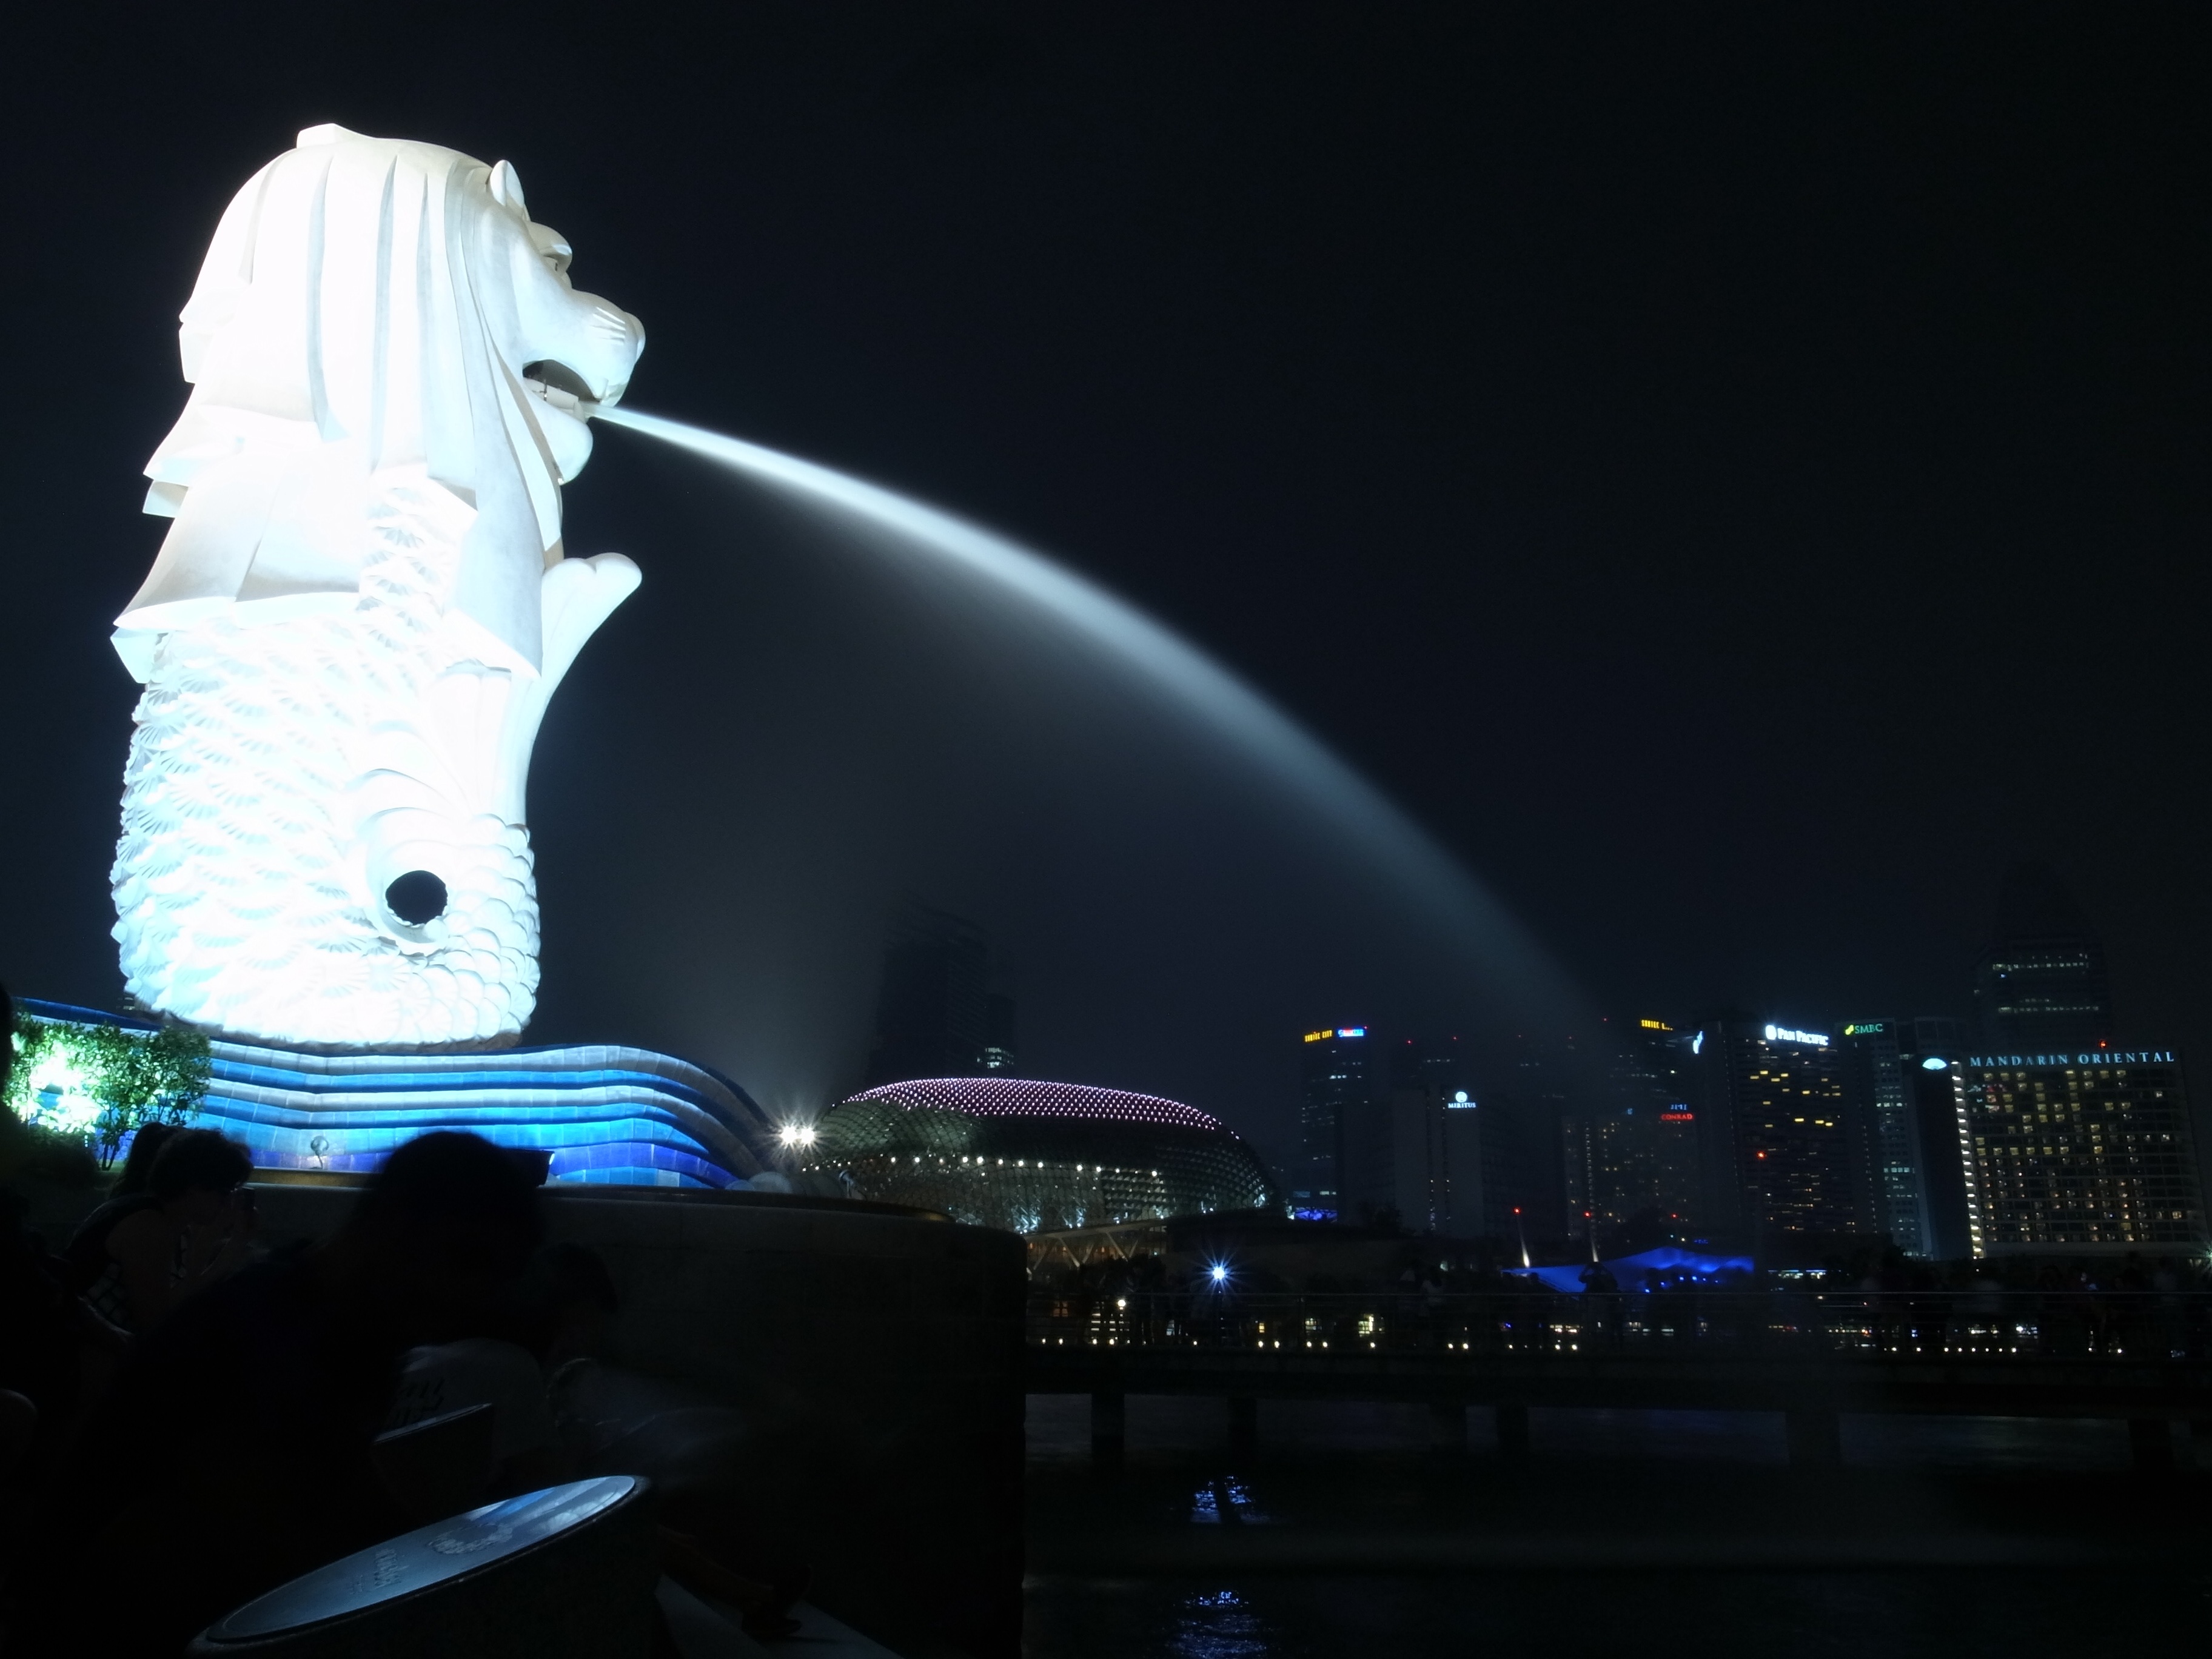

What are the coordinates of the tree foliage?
(5, 1011, 212, 1167)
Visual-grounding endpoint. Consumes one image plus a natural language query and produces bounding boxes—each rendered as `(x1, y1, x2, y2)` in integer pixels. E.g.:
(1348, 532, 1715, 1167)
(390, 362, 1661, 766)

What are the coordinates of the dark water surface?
(1022, 1398, 2212, 1658)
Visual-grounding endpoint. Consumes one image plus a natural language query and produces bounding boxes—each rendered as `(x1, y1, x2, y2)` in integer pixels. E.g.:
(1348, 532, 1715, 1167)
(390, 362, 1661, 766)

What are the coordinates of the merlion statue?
(109, 125, 646, 1049)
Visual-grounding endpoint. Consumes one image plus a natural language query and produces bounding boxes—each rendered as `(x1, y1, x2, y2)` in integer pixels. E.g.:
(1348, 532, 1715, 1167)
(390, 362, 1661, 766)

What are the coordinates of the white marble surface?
(109, 126, 646, 1049)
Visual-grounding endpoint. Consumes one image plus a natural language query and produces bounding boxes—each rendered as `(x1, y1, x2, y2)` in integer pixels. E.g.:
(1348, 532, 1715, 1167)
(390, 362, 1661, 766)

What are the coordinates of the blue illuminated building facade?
(21, 1000, 771, 1188)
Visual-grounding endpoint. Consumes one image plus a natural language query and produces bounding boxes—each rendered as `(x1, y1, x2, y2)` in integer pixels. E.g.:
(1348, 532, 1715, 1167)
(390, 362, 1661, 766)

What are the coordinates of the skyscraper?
(1973, 864, 2113, 1051)
(863, 907, 1003, 1085)
(1436, 1087, 1526, 1241)
(1697, 1017, 1870, 1243)
(1295, 1025, 1372, 1218)
(982, 993, 1017, 1075)
(1838, 1020, 1931, 1256)
(1346, 1036, 1467, 1233)
(1955, 1045, 2206, 1254)
(1583, 1017, 1703, 1239)
(1499, 1031, 1579, 1244)
(1334, 1036, 1534, 1239)
(1901, 1016, 1975, 1258)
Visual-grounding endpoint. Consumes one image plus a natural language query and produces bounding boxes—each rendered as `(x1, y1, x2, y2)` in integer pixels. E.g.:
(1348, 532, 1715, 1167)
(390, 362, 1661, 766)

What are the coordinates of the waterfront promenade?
(1027, 1289, 2212, 1467)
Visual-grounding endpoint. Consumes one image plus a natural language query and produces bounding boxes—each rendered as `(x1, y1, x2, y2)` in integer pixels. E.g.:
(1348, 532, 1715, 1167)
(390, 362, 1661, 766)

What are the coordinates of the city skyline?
(5, 16, 2209, 1659)
(4, 8, 2207, 1175)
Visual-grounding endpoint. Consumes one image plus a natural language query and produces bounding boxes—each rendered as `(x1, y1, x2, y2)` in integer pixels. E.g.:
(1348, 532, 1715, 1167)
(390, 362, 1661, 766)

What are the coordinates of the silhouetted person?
(62, 1128, 255, 1331)
(16, 1130, 544, 1657)
(0, 1188, 112, 1475)
(108, 1122, 179, 1197)
(378, 1241, 618, 1501)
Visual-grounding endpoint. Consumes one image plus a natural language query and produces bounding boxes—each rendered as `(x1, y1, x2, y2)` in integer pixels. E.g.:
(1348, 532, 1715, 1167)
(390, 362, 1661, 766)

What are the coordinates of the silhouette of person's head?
(146, 1127, 252, 1224)
(116, 1121, 182, 1195)
(332, 1131, 545, 1344)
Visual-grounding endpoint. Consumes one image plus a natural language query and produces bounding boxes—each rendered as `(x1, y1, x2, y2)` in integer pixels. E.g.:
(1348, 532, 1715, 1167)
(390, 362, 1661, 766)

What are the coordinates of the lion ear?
(489, 159, 528, 215)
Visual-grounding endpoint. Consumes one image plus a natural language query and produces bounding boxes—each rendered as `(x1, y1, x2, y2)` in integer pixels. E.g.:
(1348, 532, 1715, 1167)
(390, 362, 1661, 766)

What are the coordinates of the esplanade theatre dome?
(800, 1078, 1279, 1233)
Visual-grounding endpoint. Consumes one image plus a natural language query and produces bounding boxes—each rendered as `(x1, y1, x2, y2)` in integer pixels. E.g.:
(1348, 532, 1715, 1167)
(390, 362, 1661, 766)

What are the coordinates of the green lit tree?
(5, 1012, 212, 1168)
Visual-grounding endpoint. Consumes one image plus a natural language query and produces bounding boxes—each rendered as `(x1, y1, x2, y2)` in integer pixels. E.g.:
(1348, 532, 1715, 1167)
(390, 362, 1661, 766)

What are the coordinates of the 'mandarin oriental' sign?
(1965, 1052, 2177, 1068)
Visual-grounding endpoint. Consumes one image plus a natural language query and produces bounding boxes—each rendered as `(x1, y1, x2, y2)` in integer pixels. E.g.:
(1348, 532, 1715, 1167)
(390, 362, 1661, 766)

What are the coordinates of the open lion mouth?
(521, 359, 598, 417)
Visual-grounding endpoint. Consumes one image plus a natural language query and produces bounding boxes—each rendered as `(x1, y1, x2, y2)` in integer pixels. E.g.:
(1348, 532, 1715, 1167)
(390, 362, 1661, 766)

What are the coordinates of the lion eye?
(530, 228, 575, 276)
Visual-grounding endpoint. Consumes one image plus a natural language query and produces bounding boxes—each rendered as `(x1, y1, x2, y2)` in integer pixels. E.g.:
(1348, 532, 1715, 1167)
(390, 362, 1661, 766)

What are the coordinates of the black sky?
(5, 4, 2209, 1150)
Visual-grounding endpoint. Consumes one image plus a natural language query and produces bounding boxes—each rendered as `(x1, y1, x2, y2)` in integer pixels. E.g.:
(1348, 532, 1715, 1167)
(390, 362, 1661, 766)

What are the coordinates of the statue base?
(20, 1000, 769, 1190)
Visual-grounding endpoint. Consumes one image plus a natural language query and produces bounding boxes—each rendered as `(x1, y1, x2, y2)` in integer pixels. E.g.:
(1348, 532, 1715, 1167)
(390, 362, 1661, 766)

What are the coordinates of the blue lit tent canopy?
(1507, 1247, 1754, 1292)
(14, 1000, 773, 1188)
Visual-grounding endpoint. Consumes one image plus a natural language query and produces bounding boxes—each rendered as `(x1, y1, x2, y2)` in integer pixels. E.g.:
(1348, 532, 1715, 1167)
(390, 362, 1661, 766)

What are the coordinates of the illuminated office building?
(1575, 1102, 1701, 1244)
(1955, 1048, 2207, 1255)
(1697, 1018, 1869, 1239)
(1582, 1017, 1703, 1236)
(1330, 1035, 1535, 1239)
(1295, 1025, 1372, 1218)
(1972, 864, 2113, 1051)
(1901, 1016, 1975, 1258)
(1838, 1020, 1931, 1256)
(807, 1076, 1278, 1233)
(1436, 1088, 1526, 1239)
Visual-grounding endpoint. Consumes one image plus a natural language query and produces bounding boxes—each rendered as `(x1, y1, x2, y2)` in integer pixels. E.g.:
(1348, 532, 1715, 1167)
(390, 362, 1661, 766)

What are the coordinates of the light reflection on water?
(1023, 1400, 2199, 1657)
(1026, 1394, 2137, 1470)
(1027, 1569, 2212, 1659)
(1170, 1589, 1276, 1659)
(1191, 1476, 1272, 1525)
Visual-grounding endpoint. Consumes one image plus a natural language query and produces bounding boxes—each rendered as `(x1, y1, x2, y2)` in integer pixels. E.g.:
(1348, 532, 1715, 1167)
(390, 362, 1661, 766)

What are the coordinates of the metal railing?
(1026, 1289, 2212, 1361)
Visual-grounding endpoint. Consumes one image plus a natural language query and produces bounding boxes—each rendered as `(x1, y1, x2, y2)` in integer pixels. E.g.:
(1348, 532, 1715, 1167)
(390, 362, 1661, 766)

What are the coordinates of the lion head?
(116, 123, 645, 674)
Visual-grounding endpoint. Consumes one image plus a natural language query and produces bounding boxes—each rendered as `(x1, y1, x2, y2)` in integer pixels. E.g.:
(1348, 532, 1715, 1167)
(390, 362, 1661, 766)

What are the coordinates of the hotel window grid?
(1956, 1059, 2206, 1253)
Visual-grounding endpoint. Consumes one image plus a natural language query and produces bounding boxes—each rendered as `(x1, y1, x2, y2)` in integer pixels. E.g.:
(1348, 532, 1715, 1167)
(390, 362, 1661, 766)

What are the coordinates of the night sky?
(6, 5, 2208, 1156)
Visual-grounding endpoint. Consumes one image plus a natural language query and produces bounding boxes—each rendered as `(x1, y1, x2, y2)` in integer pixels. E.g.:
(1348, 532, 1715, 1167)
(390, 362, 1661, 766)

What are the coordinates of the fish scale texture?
(112, 476, 539, 1049)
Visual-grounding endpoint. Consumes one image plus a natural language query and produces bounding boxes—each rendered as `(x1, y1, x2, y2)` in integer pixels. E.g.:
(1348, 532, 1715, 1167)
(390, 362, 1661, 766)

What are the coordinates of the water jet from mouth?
(588, 404, 1587, 1070)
